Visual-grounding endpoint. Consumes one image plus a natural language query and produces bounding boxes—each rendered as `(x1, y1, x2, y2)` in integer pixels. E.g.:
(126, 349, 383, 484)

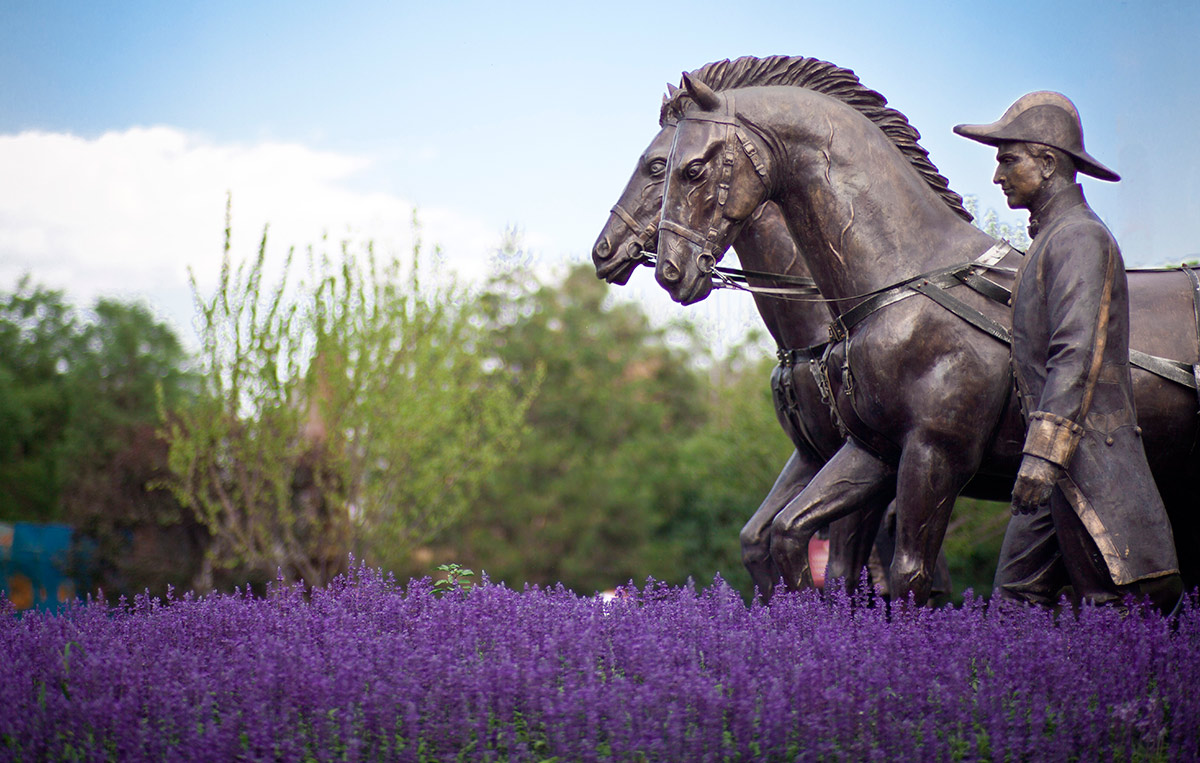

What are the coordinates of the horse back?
(1129, 267, 1200, 363)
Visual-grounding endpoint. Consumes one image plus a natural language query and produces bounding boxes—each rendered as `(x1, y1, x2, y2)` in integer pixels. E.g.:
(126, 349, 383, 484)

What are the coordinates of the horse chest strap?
(911, 281, 1012, 345)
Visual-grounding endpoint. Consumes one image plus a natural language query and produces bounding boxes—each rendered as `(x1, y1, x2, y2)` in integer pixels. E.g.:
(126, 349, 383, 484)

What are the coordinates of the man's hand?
(1011, 454, 1060, 514)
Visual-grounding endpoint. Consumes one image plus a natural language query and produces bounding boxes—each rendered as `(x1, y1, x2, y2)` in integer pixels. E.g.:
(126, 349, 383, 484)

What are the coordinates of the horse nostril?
(660, 260, 681, 283)
(593, 238, 611, 260)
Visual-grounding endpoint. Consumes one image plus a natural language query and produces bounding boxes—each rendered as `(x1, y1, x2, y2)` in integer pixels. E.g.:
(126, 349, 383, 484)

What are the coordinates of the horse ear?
(665, 82, 679, 98)
(682, 73, 722, 111)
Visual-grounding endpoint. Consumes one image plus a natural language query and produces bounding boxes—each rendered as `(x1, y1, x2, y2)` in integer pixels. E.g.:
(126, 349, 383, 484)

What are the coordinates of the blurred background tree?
(0, 279, 78, 521)
(158, 207, 532, 590)
(0, 277, 203, 597)
(427, 255, 707, 591)
(415, 231, 796, 596)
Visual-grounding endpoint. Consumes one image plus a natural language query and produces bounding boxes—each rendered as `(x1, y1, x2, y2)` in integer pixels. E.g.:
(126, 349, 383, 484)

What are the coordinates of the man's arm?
(1012, 222, 1117, 513)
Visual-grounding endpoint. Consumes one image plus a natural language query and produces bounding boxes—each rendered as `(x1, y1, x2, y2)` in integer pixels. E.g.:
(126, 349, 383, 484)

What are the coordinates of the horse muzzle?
(591, 230, 638, 283)
(655, 231, 713, 304)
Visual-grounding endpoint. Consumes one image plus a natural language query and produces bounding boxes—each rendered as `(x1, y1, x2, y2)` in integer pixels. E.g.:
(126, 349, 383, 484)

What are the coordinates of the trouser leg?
(993, 503, 1067, 607)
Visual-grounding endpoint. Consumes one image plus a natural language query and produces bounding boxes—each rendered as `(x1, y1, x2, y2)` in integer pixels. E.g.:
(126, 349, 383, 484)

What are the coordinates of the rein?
(634, 251, 821, 295)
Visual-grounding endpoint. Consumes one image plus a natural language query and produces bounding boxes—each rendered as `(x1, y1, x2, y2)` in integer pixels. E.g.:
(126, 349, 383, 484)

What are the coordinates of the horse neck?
(745, 89, 994, 304)
(731, 201, 830, 350)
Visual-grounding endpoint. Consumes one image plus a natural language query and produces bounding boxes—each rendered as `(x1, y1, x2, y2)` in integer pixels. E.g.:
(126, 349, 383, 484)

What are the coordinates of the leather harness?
(773, 250, 1200, 462)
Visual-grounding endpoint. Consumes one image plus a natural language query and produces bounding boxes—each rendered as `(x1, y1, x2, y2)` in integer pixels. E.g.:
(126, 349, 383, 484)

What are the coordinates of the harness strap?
(1128, 349, 1197, 389)
(955, 269, 1013, 305)
(911, 280, 1012, 344)
(724, 282, 823, 298)
(738, 132, 769, 179)
(828, 242, 1020, 341)
(658, 219, 707, 248)
(610, 204, 642, 235)
(777, 343, 830, 366)
(829, 260, 978, 341)
(973, 240, 1012, 268)
(830, 284, 919, 342)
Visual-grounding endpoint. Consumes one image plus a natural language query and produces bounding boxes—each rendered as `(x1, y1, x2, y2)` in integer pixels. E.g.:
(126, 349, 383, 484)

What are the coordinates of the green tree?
(963, 194, 1031, 250)
(0, 278, 204, 596)
(0, 278, 77, 520)
(662, 344, 794, 596)
(58, 299, 205, 596)
(160, 208, 532, 588)
(436, 253, 735, 593)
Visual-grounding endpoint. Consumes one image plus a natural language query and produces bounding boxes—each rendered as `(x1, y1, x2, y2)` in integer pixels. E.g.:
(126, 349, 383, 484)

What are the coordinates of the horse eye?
(647, 159, 666, 177)
(685, 161, 705, 181)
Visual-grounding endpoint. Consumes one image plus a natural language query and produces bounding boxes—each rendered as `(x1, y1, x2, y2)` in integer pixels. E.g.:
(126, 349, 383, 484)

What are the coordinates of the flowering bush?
(2, 566, 1198, 762)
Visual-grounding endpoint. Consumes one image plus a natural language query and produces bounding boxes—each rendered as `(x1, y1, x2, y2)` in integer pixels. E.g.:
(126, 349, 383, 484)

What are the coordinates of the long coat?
(1008, 183, 1178, 586)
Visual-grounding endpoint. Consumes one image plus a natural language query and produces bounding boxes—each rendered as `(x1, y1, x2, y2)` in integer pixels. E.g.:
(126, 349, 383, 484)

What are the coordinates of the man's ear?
(1038, 149, 1058, 180)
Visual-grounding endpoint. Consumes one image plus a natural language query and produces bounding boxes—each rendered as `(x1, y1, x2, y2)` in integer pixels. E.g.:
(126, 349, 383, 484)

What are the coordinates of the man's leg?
(993, 503, 1068, 607)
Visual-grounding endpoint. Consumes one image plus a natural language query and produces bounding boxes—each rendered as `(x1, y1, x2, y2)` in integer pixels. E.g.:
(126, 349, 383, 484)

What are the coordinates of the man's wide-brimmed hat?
(954, 91, 1120, 182)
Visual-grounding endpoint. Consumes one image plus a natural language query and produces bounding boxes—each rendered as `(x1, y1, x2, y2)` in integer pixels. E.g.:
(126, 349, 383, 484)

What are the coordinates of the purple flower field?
(3, 567, 1199, 762)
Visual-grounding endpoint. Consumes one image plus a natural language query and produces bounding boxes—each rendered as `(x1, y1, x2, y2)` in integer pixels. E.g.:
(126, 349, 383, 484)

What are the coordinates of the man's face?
(993, 142, 1045, 210)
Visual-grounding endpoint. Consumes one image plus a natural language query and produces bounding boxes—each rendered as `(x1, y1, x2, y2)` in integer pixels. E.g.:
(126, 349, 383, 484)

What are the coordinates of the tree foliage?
(428, 250, 793, 597)
(0, 277, 203, 596)
(0, 279, 78, 520)
(159, 207, 533, 588)
(963, 194, 1031, 251)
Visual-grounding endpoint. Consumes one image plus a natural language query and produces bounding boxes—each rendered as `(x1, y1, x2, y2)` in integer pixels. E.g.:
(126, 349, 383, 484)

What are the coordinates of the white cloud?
(0, 127, 508, 341)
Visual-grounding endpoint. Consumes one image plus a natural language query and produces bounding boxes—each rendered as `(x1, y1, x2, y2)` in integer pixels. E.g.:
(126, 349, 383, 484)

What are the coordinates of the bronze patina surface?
(593, 59, 962, 601)
(958, 92, 1180, 611)
(651, 58, 1199, 605)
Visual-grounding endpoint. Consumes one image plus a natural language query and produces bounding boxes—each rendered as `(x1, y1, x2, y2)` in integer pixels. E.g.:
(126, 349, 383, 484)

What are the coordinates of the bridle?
(603, 118, 679, 265)
(657, 95, 772, 275)
(608, 201, 659, 261)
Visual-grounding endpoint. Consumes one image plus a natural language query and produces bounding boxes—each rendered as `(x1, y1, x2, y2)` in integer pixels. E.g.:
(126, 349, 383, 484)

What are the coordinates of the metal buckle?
(828, 319, 847, 343)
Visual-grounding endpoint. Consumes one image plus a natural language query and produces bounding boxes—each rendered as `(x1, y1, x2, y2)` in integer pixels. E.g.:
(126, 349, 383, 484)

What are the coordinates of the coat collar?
(1028, 183, 1087, 239)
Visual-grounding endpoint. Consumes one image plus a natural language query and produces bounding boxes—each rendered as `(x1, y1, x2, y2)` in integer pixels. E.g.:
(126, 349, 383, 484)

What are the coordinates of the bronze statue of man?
(955, 92, 1182, 613)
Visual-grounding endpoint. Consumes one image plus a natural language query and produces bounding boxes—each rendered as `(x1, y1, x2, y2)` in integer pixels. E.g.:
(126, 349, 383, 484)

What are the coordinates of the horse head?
(591, 122, 676, 284)
(656, 75, 772, 305)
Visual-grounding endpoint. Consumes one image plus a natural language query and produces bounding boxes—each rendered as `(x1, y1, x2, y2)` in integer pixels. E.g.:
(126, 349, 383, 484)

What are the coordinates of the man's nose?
(992, 166, 1002, 184)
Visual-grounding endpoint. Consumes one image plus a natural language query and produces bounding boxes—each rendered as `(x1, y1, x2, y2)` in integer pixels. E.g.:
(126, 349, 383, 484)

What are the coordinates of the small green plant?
(432, 563, 475, 596)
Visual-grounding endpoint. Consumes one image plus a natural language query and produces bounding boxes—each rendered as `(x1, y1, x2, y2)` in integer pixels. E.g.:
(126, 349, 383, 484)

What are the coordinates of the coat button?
(1134, 426, 1143, 436)
(1105, 436, 1114, 446)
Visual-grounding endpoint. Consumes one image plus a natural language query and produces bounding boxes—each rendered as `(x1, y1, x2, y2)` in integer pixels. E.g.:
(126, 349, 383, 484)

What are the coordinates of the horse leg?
(740, 448, 822, 602)
(889, 434, 978, 605)
(825, 500, 888, 593)
(770, 440, 897, 590)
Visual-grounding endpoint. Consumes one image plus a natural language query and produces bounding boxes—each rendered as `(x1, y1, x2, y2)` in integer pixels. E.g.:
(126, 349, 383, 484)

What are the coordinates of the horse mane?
(661, 56, 972, 222)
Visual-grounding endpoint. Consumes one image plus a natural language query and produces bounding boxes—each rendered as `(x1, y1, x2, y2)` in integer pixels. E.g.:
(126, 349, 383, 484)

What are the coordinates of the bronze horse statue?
(593, 58, 972, 598)
(653, 58, 1200, 604)
(592, 121, 878, 598)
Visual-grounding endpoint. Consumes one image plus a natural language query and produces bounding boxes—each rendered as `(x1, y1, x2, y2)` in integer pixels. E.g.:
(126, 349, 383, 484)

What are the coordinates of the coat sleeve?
(1023, 221, 1118, 467)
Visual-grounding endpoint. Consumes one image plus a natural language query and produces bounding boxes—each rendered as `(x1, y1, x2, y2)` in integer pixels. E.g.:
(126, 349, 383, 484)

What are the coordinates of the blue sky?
(2, 0, 1197, 345)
